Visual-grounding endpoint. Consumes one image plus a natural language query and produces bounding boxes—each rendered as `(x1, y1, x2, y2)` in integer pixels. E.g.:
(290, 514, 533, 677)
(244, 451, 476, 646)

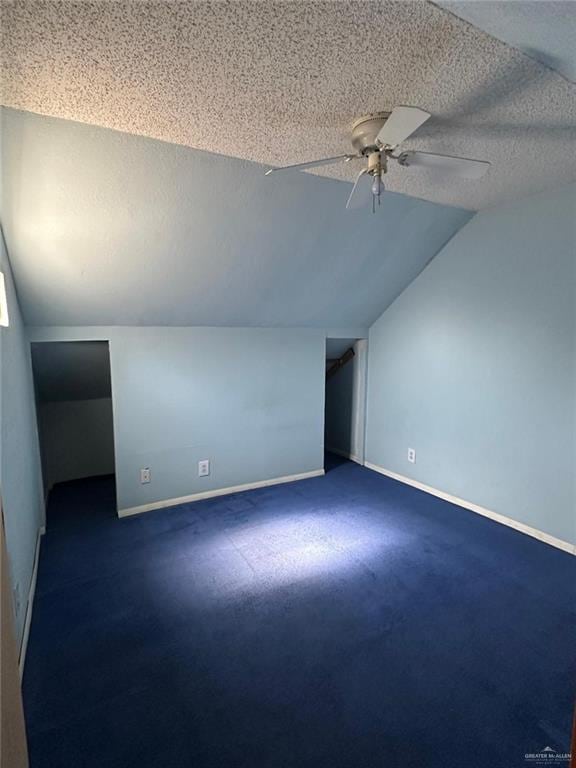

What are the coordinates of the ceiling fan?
(265, 107, 490, 211)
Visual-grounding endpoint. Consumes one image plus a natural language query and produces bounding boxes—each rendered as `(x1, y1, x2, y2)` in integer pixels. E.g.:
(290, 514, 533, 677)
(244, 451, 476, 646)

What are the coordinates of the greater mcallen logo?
(524, 746, 571, 764)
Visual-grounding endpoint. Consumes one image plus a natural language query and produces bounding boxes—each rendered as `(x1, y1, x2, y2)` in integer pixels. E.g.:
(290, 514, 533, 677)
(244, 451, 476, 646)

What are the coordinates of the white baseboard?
(364, 461, 575, 556)
(325, 446, 363, 465)
(118, 468, 325, 518)
(19, 525, 44, 676)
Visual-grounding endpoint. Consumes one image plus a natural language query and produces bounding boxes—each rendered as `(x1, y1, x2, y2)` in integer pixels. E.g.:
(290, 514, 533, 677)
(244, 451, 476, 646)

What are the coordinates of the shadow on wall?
(31, 341, 116, 497)
(324, 339, 367, 464)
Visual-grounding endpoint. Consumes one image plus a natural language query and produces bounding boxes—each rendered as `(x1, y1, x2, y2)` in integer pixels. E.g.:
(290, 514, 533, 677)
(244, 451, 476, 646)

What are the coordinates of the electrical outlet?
(408, 448, 416, 464)
(198, 459, 210, 477)
(140, 467, 151, 484)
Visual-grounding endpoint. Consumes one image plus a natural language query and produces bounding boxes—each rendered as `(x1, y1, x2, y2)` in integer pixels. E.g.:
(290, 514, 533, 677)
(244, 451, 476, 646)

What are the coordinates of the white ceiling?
(437, 1, 576, 82)
(2, 1, 575, 211)
(0, 109, 470, 328)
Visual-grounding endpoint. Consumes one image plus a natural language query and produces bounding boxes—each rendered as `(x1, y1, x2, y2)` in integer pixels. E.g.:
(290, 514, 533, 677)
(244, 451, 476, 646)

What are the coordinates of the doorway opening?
(31, 341, 116, 519)
(324, 338, 367, 471)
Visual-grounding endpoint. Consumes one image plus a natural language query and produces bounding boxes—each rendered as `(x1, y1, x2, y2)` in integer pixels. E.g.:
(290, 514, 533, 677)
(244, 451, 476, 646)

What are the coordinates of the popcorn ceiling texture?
(1, 0, 575, 210)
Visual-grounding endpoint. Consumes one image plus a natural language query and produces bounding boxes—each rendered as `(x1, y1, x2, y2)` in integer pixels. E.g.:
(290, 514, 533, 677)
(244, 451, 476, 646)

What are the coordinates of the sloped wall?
(1, 108, 471, 329)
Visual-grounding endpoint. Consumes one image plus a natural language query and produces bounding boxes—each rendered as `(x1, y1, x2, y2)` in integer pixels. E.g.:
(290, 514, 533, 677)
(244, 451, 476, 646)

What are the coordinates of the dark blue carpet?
(24, 458, 575, 767)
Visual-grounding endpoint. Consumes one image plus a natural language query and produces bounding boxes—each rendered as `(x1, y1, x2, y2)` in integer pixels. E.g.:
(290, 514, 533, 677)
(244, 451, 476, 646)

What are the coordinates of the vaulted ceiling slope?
(436, 1, 576, 82)
(0, 109, 470, 328)
(2, 1, 575, 211)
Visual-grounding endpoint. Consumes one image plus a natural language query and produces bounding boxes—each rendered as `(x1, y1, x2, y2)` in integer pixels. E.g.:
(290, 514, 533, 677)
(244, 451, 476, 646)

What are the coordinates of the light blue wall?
(0, 234, 45, 644)
(1, 108, 472, 329)
(438, 1, 576, 82)
(28, 327, 326, 513)
(366, 183, 576, 545)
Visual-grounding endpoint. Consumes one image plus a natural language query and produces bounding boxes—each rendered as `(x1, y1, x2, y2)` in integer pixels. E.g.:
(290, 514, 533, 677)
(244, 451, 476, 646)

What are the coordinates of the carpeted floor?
(24, 456, 575, 767)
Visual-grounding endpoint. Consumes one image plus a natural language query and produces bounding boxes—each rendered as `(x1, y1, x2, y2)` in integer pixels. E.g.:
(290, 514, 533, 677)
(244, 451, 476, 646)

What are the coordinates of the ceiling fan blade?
(397, 151, 491, 179)
(346, 169, 373, 210)
(265, 154, 358, 175)
(376, 106, 431, 148)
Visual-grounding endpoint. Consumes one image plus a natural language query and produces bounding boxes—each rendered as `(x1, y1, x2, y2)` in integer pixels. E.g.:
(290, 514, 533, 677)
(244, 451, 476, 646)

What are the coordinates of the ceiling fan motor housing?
(367, 150, 386, 176)
(351, 112, 391, 154)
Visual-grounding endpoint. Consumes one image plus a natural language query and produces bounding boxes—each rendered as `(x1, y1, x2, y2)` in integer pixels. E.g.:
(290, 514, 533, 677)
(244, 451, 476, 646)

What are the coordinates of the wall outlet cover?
(198, 459, 210, 477)
(140, 468, 151, 484)
(408, 448, 416, 464)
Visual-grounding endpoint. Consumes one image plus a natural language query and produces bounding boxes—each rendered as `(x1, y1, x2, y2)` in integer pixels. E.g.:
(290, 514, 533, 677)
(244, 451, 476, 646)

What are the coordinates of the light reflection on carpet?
(169, 509, 406, 597)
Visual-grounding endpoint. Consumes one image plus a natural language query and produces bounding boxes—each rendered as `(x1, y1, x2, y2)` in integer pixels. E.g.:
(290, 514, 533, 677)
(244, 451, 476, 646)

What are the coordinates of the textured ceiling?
(31, 341, 112, 402)
(2, 1, 575, 211)
(437, 1, 576, 82)
(0, 108, 470, 328)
